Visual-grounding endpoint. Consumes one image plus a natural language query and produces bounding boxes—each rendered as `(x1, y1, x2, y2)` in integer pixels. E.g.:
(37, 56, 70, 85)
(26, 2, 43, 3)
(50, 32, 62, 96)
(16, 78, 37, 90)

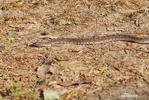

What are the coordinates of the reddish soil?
(0, 0, 149, 100)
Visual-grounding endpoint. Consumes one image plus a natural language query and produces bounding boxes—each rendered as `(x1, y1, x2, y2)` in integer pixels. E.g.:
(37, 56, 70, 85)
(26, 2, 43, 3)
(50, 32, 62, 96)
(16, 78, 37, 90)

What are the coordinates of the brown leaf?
(58, 79, 92, 87)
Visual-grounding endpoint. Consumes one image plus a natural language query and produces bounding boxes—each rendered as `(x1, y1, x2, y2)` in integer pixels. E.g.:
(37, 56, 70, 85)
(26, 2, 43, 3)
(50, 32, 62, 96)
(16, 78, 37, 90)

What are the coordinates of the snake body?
(30, 34, 149, 47)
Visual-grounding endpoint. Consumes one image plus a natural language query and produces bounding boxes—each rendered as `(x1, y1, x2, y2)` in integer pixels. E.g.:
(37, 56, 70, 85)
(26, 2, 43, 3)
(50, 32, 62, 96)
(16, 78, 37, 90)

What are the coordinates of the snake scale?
(30, 34, 149, 47)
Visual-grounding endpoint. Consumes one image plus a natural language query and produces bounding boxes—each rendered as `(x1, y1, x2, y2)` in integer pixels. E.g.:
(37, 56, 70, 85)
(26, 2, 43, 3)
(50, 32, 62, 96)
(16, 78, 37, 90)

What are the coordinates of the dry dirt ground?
(0, 0, 149, 100)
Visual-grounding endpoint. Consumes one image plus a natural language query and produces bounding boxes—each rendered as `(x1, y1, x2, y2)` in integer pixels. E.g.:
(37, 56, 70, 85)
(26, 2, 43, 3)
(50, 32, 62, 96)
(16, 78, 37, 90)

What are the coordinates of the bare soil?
(0, 0, 149, 100)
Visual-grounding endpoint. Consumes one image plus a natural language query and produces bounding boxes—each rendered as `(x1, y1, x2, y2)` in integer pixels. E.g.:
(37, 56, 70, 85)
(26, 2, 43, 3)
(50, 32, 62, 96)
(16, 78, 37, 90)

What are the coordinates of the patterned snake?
(30, 34, 149, 47)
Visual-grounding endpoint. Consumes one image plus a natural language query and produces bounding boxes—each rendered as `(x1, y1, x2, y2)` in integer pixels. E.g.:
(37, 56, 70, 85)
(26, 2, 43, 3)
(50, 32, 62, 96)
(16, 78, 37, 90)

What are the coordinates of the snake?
(30, 34, 149, 47)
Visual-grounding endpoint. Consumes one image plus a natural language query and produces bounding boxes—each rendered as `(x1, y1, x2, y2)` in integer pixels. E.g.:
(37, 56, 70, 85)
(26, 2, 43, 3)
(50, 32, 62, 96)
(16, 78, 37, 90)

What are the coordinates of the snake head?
(29, 42, 52, 47)
(29, 42, 42, 47)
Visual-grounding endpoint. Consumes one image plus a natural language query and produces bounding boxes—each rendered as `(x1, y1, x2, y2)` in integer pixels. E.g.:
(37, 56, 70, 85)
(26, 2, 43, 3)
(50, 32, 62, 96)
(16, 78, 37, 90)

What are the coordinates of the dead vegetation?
(0, 0, 149, 99)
